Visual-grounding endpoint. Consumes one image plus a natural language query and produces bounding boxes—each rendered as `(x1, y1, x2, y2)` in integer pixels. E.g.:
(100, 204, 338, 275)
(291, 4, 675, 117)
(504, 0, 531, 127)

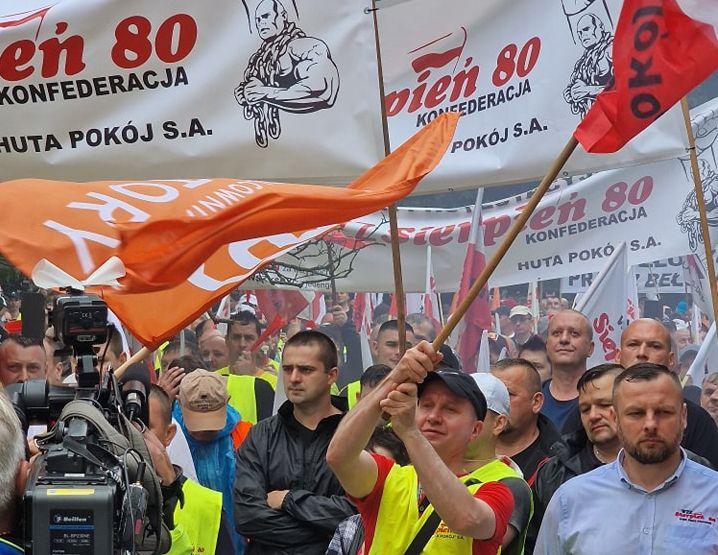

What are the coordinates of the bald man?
(541, 310, 594, 430)
(619, 318, 718, 468)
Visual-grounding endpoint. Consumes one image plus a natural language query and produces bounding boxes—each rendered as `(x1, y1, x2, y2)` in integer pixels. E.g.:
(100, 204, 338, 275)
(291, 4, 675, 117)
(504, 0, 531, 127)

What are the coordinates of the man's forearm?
(402, 430, 496, 539)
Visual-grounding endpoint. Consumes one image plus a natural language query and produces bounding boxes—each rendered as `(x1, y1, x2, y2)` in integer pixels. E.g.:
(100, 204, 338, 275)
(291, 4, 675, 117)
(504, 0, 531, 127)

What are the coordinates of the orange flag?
(0, 113, 458, 347)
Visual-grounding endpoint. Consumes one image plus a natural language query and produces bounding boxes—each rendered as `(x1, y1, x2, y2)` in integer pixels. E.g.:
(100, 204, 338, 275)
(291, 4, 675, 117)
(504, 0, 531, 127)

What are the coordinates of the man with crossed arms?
(327, 342, 515, 554)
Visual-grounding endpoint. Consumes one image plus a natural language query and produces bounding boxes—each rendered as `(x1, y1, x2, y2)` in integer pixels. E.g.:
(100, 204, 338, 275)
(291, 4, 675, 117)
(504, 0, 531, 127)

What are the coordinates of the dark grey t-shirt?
(500, 476, 532, 555)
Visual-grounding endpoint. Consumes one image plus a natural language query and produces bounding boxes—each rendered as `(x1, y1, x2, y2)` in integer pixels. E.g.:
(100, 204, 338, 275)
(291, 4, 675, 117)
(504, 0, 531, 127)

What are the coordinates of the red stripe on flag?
(575, 0, 718, 153)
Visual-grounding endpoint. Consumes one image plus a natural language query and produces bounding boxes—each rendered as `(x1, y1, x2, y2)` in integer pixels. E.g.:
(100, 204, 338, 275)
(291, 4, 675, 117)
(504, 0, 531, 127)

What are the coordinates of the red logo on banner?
(593, 312, 622, 362)
(385, 28, 479, 116)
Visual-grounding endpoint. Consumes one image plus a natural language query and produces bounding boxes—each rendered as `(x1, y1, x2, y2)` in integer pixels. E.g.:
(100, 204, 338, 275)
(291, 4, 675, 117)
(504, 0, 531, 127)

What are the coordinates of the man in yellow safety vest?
(327, 342, 516, 554)
(148, 384, 239, 554)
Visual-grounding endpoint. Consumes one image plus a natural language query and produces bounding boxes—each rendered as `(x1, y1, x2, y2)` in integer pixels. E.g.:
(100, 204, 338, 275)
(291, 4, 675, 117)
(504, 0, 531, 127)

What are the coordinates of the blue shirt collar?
(615, 447, 687, 493)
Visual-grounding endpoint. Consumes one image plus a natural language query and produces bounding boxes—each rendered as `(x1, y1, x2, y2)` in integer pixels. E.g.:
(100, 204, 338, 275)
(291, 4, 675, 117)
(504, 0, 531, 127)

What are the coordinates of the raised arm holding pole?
(431, 136, 579, 351)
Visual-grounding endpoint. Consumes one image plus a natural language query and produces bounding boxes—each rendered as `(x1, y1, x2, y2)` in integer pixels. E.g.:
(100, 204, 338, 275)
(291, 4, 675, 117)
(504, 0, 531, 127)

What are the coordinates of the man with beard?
(563, 13, 613, 117)
(234, 0, 339, 147)
(535, 363, 718, 554)
(618, 318, 718, 467)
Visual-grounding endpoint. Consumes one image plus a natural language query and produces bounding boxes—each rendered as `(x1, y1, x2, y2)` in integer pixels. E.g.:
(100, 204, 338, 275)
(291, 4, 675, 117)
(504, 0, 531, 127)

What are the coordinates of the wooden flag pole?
(681, 98, 718, 326)
(326, 242, 339, 306)
(114, 345, 150, 380)
(370, 0, 407, 353)
(433, 136, 579, 349)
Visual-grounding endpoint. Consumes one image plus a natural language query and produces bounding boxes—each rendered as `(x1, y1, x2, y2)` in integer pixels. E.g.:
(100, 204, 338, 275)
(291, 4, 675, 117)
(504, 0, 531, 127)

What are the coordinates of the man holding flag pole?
(328, 1, 718, 553)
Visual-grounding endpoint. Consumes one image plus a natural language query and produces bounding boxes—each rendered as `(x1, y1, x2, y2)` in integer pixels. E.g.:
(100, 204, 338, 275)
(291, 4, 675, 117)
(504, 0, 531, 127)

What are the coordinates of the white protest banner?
(249, 97, 718, 291)
(685, 254, 714, 321)
(686, 322, 718, 387)
(0, 0, 383, 183)
(377, 0, 687, 193)
(560, 258, 687, 295)
(574, 242, 631, 368)
(250, 158, 694, 291)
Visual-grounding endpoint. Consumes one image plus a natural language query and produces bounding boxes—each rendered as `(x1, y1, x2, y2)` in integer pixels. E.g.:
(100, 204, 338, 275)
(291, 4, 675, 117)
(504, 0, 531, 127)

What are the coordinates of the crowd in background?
(0, 285, 717, 554)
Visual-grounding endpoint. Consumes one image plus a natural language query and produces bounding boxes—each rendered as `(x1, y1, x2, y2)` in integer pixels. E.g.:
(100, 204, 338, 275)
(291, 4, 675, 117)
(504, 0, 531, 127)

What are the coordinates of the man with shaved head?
(492, 358, 561, 484)
(541, 310, 594, 429)
(619, 318, 718, 467)
(199, 330, 230, 371)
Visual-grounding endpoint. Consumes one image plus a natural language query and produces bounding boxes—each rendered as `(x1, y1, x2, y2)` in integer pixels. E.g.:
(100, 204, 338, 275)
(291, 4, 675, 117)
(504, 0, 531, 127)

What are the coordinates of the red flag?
(299, 292, 326, 329)
(423, 245, 441, 330)
(575, 1, 718, 153)
(252, 290, 309, 349)
(352, 293, 367, 334)
(388, 294, 398, 318)
(453, 190, 492, 373)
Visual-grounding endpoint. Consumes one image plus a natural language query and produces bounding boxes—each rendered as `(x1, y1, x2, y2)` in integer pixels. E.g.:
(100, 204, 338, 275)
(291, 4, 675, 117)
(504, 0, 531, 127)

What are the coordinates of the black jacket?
(519, 413, 563, 485)
(233, 400, 356, 554)
(527, 428, 596, 553)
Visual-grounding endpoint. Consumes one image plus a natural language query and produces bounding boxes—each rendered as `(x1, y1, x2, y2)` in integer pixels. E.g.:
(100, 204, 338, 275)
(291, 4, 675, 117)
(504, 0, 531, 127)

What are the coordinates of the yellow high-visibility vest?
(370, 459, 523, 554)
(216, 368, 260, 424)
(342, 380, 361, 409)
(171, 478, 222, 555)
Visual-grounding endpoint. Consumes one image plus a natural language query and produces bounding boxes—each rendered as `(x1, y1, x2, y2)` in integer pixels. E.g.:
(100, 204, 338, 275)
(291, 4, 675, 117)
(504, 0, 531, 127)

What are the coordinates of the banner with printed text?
(378, 0, 689, 193)
(248, 157, 692, 291)
(560, 258, 688, 295)
(0, 0, 384, 183)
(252, 97, 718, 291)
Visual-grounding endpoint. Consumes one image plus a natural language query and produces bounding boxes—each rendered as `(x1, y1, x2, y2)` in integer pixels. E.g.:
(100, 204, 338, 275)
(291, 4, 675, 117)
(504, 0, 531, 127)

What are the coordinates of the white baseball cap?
(470, 373, 510, 416)
(509, 305, 533, 319)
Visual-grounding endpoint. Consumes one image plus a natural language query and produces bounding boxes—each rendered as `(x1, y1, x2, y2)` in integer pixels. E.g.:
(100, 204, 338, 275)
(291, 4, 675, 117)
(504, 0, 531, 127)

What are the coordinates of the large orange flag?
(0, 113, 458, 346)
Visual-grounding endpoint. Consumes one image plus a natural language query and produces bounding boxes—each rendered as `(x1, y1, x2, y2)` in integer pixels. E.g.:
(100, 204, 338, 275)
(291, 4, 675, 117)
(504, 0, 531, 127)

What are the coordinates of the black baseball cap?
(418, 370, 487, 420)
(438, 344, 461, 371)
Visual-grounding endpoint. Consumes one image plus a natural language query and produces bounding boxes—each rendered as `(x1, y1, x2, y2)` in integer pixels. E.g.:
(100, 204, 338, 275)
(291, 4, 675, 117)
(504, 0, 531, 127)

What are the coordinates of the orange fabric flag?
(0, 113, 458, 347)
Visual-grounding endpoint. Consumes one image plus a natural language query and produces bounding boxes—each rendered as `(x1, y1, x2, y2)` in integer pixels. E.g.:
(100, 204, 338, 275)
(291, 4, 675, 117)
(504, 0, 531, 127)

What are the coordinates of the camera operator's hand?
(27, 437, 40, 457)
(143, 429, 178, 486)
(158, 366, 184, 400)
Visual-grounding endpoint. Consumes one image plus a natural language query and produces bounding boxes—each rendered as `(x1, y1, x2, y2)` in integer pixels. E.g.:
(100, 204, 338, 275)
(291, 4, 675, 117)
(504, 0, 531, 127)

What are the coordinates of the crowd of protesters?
(1, 286, 718, 554)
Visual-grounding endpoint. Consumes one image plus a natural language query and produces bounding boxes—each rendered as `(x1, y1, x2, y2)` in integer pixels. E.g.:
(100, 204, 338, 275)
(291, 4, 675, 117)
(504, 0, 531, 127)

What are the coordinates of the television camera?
(4, 290, 169, 554)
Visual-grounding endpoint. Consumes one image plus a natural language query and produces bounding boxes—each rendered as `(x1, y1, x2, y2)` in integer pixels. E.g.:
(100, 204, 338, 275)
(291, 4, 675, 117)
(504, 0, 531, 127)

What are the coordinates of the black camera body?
(52, 293, 108, 351)
(6, 290, 167, 554)
(23, 417, 116, 555)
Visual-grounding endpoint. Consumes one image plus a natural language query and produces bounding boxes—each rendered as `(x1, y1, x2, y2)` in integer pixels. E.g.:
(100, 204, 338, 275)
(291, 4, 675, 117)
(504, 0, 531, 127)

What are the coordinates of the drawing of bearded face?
(577, 14, 604, 48)
(255, 0, 288, 41)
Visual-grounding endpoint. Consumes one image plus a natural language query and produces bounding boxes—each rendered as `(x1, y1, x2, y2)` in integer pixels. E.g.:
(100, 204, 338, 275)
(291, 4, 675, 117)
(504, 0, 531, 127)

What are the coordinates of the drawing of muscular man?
(235, 0, 340, 147)
(563, 13, 613, 117)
